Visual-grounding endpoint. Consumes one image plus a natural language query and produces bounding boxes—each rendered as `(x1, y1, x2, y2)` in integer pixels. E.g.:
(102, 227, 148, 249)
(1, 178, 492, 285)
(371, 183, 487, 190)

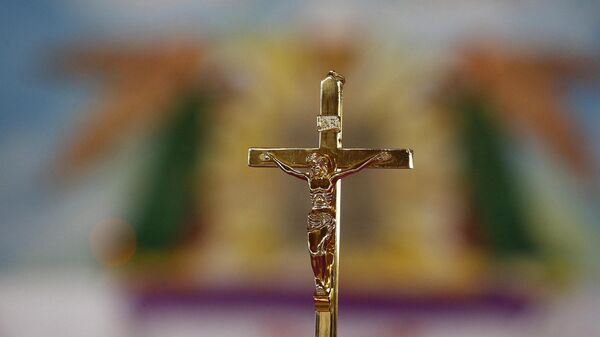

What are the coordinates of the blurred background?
(1, 1, 600, 336)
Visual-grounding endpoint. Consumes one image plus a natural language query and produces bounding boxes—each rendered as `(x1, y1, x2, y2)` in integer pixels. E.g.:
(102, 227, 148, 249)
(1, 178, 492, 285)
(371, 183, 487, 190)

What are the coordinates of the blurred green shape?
(130, 92, 211, 254)
(458, 94, 537, 257)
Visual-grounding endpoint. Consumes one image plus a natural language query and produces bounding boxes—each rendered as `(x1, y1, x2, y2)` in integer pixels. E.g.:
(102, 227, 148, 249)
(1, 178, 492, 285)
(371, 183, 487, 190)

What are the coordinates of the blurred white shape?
(0, 272, 127, 337)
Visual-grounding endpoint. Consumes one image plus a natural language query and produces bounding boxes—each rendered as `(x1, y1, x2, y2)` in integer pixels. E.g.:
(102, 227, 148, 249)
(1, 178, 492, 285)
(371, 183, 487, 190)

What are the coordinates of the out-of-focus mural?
(1, 1, 599, 336)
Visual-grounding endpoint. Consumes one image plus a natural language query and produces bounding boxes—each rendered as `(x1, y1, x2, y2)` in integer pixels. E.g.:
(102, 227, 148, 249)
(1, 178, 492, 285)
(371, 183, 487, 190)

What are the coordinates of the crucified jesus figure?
(264, 151, 391, 296)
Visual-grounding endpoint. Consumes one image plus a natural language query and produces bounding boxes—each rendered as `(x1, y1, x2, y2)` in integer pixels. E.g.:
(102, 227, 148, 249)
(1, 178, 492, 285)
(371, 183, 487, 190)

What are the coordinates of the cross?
(248, 71, 413, 337)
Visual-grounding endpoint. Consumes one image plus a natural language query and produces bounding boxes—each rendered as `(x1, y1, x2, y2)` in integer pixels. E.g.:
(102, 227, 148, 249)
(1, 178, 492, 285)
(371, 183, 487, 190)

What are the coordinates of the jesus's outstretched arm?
(331, 152, 391, 182)
(265, 152, 308, 181)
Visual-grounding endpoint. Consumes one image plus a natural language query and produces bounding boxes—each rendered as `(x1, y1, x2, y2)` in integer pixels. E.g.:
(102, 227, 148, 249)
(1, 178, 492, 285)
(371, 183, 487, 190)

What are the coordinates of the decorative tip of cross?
(407, 149, 414, 169)
(327, 70, 345, 84)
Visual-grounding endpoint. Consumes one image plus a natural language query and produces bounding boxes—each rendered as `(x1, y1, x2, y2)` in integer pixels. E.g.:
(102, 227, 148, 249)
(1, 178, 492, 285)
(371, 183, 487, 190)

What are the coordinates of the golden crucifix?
(248, 71, 413, 337)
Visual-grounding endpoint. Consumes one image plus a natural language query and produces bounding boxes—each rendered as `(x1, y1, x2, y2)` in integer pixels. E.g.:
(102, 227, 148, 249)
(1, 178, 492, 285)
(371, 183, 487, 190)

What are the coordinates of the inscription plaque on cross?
(248, 71, 413, 337)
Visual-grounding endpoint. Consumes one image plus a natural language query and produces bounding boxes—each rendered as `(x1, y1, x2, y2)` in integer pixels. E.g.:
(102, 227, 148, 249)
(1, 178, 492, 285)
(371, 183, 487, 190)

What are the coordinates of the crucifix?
(248, 71, 413, 337)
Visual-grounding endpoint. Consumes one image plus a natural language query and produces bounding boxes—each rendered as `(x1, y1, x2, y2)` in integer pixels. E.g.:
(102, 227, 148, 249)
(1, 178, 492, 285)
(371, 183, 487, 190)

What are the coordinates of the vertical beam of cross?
(318, 72, 343, 335)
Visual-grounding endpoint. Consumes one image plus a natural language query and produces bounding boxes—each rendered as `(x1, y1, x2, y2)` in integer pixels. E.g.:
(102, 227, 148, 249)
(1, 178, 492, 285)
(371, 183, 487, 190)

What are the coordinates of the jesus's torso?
(308, 177, 335, 210)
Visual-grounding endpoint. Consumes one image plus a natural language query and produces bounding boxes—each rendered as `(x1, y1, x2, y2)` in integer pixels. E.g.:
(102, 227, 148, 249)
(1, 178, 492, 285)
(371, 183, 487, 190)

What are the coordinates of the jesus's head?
(307, 153, 334, 179)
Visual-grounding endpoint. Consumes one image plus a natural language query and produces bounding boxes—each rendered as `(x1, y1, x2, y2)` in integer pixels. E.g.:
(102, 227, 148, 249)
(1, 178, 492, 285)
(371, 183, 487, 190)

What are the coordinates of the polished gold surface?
(248, 71, 413, 337)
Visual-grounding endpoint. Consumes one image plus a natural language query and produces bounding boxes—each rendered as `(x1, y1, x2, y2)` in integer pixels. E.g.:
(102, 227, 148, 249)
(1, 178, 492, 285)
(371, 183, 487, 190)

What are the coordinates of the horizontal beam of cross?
(248, 148, 413, 169)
